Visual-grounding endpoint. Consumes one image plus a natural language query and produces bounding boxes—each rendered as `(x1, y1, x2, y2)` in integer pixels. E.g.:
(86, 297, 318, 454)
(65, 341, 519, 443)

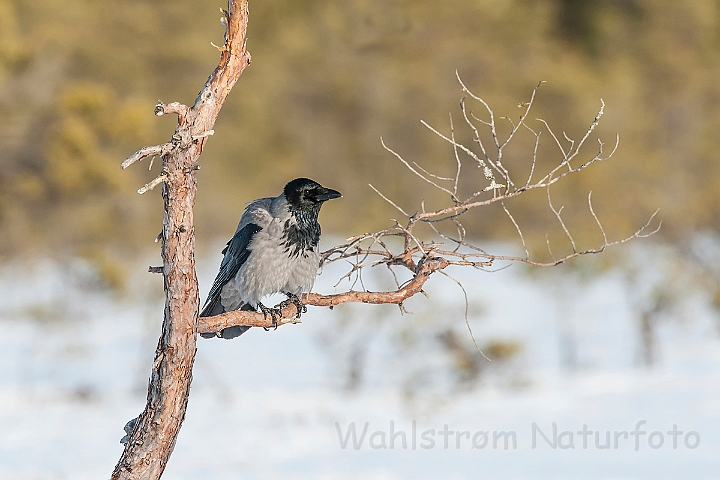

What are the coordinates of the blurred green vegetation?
(1, 0, 719, 271)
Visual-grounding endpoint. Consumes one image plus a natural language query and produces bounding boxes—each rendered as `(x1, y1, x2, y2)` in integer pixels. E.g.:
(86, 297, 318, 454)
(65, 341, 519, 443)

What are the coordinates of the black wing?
(200, 222, 262, 317)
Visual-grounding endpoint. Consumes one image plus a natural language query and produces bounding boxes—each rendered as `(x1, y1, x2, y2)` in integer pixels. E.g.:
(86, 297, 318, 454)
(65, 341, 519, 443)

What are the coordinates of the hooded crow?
(200, 178, 342, 339)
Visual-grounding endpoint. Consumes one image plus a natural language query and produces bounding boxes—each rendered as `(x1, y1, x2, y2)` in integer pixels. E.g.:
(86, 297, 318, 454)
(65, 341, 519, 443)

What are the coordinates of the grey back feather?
(199, 198, 276, 317)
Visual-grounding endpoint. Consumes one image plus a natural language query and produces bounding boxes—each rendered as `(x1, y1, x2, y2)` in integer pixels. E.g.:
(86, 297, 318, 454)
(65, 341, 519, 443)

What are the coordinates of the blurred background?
(1, 0, 719, 478)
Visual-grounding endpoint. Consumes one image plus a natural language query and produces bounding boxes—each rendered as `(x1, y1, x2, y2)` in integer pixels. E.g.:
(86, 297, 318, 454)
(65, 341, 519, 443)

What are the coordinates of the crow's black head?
(284, 178, 342, 211)
(282, 178, 341, 256)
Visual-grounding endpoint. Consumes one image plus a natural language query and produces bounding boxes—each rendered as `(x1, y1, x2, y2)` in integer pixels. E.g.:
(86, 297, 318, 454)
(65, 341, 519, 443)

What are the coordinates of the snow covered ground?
(0, 246, 719, 479)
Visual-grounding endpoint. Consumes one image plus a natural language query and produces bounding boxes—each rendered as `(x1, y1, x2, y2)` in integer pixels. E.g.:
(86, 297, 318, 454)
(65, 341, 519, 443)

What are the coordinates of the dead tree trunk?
(112, 2, 251, 478)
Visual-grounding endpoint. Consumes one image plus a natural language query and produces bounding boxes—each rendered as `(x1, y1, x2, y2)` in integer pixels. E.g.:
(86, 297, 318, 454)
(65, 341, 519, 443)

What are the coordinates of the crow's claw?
(258, 302, 281, 330)
(277, 293, 307, 319)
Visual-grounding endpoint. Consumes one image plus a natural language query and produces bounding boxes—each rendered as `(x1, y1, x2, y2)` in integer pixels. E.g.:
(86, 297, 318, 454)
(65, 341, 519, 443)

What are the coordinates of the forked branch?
(205, 77, 659, 333)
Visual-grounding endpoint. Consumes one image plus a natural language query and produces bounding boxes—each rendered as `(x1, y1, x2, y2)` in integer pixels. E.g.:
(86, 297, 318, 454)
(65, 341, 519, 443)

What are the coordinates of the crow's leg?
(257, 302, 282, 330)
(277, 293, 307, 318)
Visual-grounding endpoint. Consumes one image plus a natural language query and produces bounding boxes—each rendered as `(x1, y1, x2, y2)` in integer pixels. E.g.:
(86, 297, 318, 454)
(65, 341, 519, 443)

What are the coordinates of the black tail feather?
(200, 294, 224, 318)
(199, 299, 253, 340)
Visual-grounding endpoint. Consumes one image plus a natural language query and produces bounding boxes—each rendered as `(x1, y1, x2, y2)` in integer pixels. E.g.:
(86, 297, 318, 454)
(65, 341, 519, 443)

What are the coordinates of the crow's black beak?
(316, 188, 342, 202)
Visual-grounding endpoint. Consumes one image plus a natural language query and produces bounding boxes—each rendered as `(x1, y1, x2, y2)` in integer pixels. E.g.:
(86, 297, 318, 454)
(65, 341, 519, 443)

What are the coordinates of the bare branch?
(198, 257, 450, 335)
(547, 186, 577, 253)
(368, 184, 410, 217)
(412, 161, 454, 181)
(438, 270, 491, 362)
(449, 113, 462, 196)
(317, 84, 657, 299)
(137, 172, 167, 195)
(524, 126, 541, 187)
(192, 130, 215, 141)
(502, 201, 529, 259)
(546, 234, 557, 263)
(587, 191, 608, 245)
(381, 136, 457, 200)
(155, 101, 189, 118)
(121, 143, 173, 170)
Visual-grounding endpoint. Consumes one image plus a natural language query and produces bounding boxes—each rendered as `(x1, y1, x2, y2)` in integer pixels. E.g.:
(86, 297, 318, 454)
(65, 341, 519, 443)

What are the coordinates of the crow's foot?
(258, 302, 282, 330)
(277, 293, 307, 319)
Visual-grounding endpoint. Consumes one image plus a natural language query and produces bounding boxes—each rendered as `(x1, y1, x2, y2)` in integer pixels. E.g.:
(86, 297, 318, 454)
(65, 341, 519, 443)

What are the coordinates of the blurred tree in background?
(1, 0, 719, 274)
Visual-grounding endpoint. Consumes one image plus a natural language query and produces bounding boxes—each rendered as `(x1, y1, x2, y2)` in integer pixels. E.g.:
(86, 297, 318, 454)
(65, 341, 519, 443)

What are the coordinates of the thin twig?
(137, 172, 168, 195)
(547, 186, 577, 253)
(121, 144, 172, 170)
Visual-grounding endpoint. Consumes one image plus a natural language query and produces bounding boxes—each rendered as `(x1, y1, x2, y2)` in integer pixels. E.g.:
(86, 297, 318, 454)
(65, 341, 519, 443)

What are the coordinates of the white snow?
(0, 245, 718, 479)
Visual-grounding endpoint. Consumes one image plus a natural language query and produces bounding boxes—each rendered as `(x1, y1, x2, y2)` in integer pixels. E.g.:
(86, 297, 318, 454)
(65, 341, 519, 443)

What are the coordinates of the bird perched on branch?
(200, 178, 342, 339)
